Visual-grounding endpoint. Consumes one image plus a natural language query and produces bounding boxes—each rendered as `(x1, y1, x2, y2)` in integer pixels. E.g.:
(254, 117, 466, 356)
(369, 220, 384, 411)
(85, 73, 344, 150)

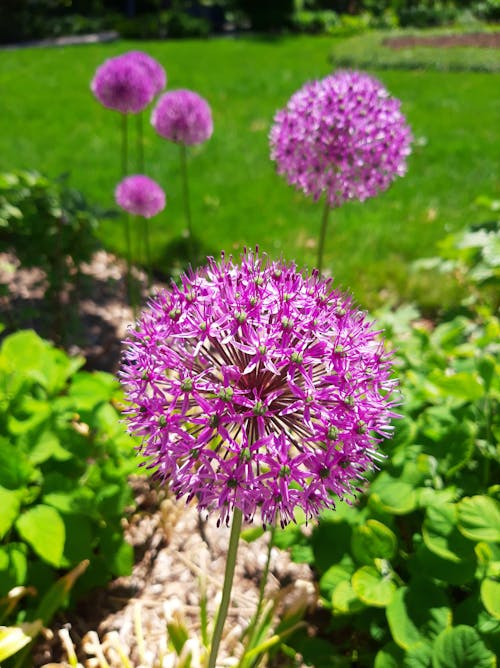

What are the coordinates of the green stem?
(317, 197, 331, 275)
(144, 216, 152, 289)
(121, 114, 134, 310)
(238, 527, 275, 668)
(208, 507, 243, 668)
(179, 142, 194, 263)
(136, 111, 144, 173)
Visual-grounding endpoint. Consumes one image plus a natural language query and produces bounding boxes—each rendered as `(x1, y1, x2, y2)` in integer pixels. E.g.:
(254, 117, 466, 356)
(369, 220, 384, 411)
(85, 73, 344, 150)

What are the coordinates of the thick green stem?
(144, 216, 152, 289)
(179, 142, 194, 263)
(208, 508, 243, 668)
(317, 197, 331, 275)
(237, 526, 275, 668)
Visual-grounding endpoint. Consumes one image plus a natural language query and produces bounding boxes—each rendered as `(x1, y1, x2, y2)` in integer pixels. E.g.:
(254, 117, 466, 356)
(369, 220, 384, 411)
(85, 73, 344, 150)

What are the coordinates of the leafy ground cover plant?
(273, 226, 499, 667)
(0, 170, 104, 341)
(0, 329, 139, 660)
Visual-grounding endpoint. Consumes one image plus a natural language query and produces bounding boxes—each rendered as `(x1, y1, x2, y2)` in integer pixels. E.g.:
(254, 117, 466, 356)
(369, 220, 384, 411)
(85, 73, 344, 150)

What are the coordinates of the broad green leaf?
(427, 370, 485, 401)
(68, 371, 117, 411)
(99, 528, 133, 577)
(413, 544, 477, 586)
(0, 439, 35, 489)
(312, 520, 352, 572)
(7, 397, 51, 435)
(423, 503, 476, 563)
(351, 565, 397, 608)
(405, 642, 433, 667)
(319, 561, 354, 600)
(61, 515, 93, 565)
(369, 474, 417, 515)
(0, 543, 28, 593)
(15, 505, 65, 567)
(480, 578, 500, 619)
(432, 625, 496, 667)
(0, 487, 20, 539)
(331, 580, 365, 615)
(374, 642, 405, 668)
(386, 581, 451, 650)
(351, 519, 398, 565)
(1, 331, 46, 378)
(28, 430, 72, 465)
(34, 559, 89, 625)
(458, 496, 500, 543)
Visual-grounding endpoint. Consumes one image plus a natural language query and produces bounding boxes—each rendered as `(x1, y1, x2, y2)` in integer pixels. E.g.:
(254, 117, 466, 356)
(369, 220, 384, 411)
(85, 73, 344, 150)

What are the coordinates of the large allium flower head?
(121, 51, 166, 96)
(120, 250, 399, 527)
(151, 89, 213, 145)
(115, 175, 166, 218)
(270, 70, 412, 207)
(91, 55, 155, 114)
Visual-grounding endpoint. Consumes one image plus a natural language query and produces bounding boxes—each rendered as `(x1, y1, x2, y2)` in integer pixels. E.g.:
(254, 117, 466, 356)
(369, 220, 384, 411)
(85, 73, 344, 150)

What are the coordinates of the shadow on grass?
(151, 233, 217, 282)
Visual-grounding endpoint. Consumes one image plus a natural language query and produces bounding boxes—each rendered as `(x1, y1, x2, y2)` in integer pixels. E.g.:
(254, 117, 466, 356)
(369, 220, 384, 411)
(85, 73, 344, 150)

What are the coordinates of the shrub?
(0, 170, 105, 341)
(273, 224, 499, 666)
(0, 330, 139, 630)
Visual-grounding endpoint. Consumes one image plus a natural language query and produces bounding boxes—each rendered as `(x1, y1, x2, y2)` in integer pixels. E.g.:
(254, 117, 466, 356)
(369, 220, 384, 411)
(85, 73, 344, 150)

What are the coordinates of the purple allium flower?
(91, 55, 155, 114)
(115, 175, 166, 218)
(151, 89, 213, 145)
(120, 250, 398, 527)
(121, 51, 166, 96)
(270, 71, 412, 207)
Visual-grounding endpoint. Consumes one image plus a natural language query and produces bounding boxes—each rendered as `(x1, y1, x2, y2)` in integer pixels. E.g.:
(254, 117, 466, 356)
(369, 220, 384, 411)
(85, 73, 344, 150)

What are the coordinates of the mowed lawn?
(0, 35, 498, 309)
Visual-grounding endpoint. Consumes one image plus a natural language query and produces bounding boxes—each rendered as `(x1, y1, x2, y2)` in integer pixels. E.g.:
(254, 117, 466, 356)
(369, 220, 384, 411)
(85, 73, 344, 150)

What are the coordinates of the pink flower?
(91, 55, 155, 114)
(270, 70, 412, 207)
(121, 51, 166, 96)
(151, 89, 213, 145)
(120, 250, 398, 527)
(115, 175, 166, 218)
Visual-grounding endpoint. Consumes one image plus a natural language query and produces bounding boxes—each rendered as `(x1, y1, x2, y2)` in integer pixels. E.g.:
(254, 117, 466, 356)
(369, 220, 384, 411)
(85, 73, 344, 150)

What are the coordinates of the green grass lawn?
(0, 35, 498, 310)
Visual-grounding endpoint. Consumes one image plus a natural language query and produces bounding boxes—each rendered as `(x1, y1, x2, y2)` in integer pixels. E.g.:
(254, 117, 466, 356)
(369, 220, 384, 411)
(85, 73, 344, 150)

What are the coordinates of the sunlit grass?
(0, 35, 498, 309)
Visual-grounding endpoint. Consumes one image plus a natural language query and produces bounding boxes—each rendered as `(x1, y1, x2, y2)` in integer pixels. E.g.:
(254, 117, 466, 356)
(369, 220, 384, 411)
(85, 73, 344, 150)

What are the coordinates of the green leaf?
(319, 560, 355, 601)
(386, 581, 451, 650)
(369, 474, 417, 515)
(28, 430, 72, 465)
(33, 559, 89, 625)
(375, 642, 405, 668)
(0, 543, 28, 593)
(331, 580, 365, 615)
(480, 577, 500, 619)
(240, 526, 265, 543)
(0, 487, 21, 539)
(351, 519, 398, 565)
(427, 370, 485, 401)
(312, 520, 353, 572)
(412, 544, 477, 586)
(423, 503, 476, 563)
(458, 496, 500, 542)
(432, 625, 496, 667)
(351, 565, 397, 608)
(405, 642, 433, 668)
(68, 371, 118, 411)
(0, 438, 35, 489)
(15, 505, 65, 567)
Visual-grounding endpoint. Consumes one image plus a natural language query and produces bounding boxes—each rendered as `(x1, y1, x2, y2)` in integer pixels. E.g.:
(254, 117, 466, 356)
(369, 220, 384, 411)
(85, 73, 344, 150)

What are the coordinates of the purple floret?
(120, 250, 399, 527)
(115, 175, 166, 218)
(270, 70, 412, 207)
(121, 51, 167, 96)
(151, 89, 213, 145)
(91, 55, 155, 114)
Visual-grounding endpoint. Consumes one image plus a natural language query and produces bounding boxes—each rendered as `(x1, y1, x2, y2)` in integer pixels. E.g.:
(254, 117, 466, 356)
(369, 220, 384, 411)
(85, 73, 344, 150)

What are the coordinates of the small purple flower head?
(115, 175, 166, 218)
(91, 55, 155, 114)
(121, 51, 166, 96)
(151, 89, 213, 145)
(270, 70, 412, 207)
(120, 250, 398, 527)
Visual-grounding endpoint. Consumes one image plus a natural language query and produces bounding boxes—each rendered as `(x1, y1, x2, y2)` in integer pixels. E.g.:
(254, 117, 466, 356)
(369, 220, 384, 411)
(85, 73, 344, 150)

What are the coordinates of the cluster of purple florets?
(152, 89, 214, 146)
(115, 175, 166, 219)
(270, 70, 412, 207)
(120, 250, 398, 527)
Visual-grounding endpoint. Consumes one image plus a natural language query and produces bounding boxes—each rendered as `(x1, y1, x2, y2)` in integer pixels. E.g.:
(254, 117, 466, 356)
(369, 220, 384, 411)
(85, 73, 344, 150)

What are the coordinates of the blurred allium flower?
(115, 175, 166, 218)
(151, 89, 213, 145)
(120, 250, 398, 527)
(270, 70, 412, 207)
(122, 51, 166, 96)
(91, 55, 155, 114)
